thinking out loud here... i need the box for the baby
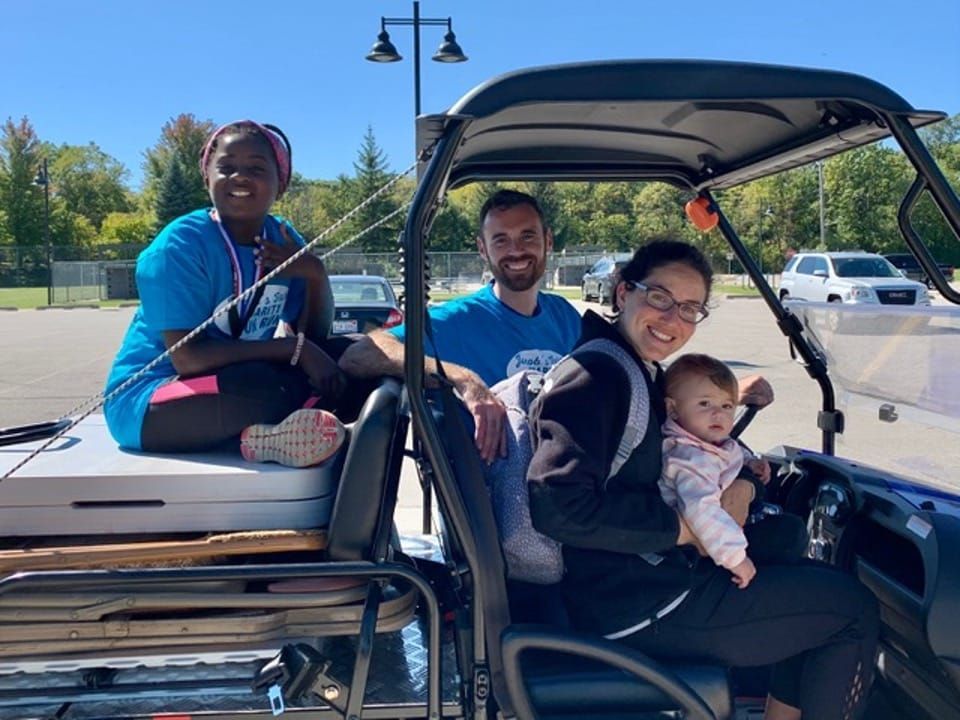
[659,353,769,589]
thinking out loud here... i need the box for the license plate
[332,319,358,334]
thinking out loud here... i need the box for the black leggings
[621,562,878,720]
[141,360,311,453]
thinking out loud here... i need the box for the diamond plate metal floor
[0,615,462,719]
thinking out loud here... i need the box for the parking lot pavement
[3,294,951,535]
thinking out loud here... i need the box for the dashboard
[770,449,960,719]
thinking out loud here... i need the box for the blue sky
[3,0,958,189]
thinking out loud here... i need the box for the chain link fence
[4,243,724,303]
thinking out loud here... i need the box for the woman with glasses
[528,239,878,720]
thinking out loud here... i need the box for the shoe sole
[240,409,345,468]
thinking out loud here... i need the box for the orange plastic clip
[685,197,719,232]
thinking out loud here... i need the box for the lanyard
[210,210,267,339]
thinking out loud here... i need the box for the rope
[2,164,416,481]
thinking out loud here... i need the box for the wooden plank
[0,530,327,573]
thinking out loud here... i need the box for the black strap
[228,283,267,339]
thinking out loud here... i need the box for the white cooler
[0,415,340,536]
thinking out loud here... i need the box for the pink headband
[199,120,291,196]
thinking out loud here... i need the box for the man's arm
[339,331,507,462]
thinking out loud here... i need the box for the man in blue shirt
[340,190,581,462]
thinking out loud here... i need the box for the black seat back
[326,379,407,561]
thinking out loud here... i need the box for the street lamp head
[432,31,467,63]
[366,30,402,63]
[33,159,49,187]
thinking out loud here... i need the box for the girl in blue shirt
[105,121,344,466]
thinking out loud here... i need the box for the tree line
[1,113,958,270]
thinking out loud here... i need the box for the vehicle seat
[325,378,407,561]
[430,385,732,720]
[360,287,379,301]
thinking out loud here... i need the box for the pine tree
[154,158,196,232]
[351,127,400,253]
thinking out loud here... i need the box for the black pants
[621,561,878,720]
[140,336,372,453]
[745,512,809,565]
[141,360,311,453]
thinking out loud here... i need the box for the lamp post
[367,4,466,532]
[33,158,52,306]
[756,206,773,279]
[365,1,468,145]
[817,160,827,247]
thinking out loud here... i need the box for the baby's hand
[730,557,757,589]
[745,457,771,485]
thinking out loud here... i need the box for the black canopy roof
[416,60,944,190]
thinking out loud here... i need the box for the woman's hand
[255,224,322,280]
[676,516,708,556]
[297,340,347,400]
[720,478,755,527]
[737,374,774,408]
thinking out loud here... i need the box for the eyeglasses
[623,281,709,324]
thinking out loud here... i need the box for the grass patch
[0,287,50,308]
[0,287,137,309]
[715,283,761,297]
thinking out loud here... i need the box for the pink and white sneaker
[240,409,345,468]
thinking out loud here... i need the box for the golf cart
[1,60,959,720]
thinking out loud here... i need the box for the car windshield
[331,280,390,303]
[831,257,899,278]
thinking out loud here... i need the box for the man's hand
[738,374,774,408]
[720,478,755,527]
[459,379,507,464]
[730,556,757,589]
[298,341,347,399]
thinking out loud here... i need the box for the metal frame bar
[704,190,841,455]
[501,627,718,720]
[403,119,497,720]
[898,175,960,305]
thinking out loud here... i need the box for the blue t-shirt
[391,283,581,386]
[104,208,306,449]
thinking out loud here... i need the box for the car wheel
[826,296,843,332]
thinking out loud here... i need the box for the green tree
[142,114,215,216]
[632,183,695,242]
[0,117,45,245]
[100,211,156,245]
[51,142,130,230]
[348,127,401,253]
[273,174,342,244]
[428,200,474,251]
[154,158,197,230]
[824,145,910,253]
